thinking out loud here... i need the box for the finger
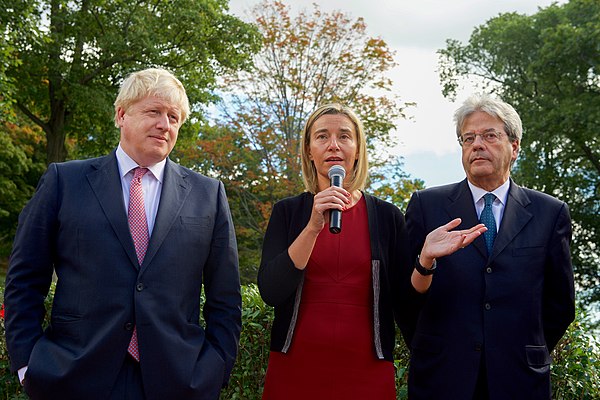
[461,228,486,246]
[443,217,462,231]
[319,195,347,209]
[315,189,350,205]
[462,224,487,235]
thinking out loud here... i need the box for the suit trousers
[109,355,146,400]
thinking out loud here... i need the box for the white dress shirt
[116,144,165,235]
[467,179,511,233]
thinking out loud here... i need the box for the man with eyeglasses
[403,93,575,399]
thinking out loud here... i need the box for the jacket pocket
[525,345,550,367]
[49,312,83,339]
[512,246,545,257]
[180,215,212,227]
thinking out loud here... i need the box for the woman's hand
[306,186,351,234]
[288,187,351,270]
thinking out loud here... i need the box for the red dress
[262,197,396,399]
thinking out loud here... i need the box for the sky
[227,0,565,188]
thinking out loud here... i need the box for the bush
[221,285,273,399]
[551,308,600,399]
[1,284,599,399]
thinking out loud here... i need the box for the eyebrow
[313,126,354,134]
[463,128,498,134]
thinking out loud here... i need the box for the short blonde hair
[300,103,369,194]
[114,68,190,127]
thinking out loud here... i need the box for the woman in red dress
[258,103,486,399]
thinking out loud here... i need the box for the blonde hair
[114,68,190,127]
[300,103,369,193]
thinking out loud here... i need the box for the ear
[116,107,126,127]
[511,139,520,161]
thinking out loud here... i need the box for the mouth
[325,157,343,163]
[470,154,489,163]
[149,135,168,143]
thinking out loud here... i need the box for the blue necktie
[480,193,497,254]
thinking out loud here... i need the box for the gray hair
[454,93,522,142]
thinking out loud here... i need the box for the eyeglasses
[458,130,504,147]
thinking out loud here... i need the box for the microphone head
[328,165,346,179]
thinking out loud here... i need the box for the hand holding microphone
[328,165,346,234]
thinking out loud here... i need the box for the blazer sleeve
[4,164,58,372]
[201,181,242,386]
[257,200,304,307]
[542,202,575,351]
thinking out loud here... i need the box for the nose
[327,136,340,151]
[155,113,170,130]
[471,134,486,149]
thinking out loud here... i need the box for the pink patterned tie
[127,167,149,361]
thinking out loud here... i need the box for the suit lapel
[87,152,140,269]
[141,159,191,272]
[446,179,488,259]
[489,179,532,261]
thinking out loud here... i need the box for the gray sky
[228,0,565,187]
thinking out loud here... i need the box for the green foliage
[2,0,261,164]
[0,121,46,258]
[438,0,600,303]
[551,308,600,399]
[221,284,272,399]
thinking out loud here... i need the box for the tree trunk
[45,117,68,164]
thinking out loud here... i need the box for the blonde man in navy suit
[404,93,575,399]
[4,68,241,400]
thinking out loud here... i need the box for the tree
[438,0,600,304]
[2,0,261,164]
[181,0,421,281]
[0,119,46,258]
[0,0,23,124]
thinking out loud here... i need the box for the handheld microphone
[328,165,346,234]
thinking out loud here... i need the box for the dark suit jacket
[405,179,575,400]
[4,152,241,400]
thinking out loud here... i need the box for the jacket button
[486,267,492,273]
[136,283,144,292]
[125,323,133,330]
[484,303,491,310]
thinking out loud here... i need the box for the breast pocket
[512,246,545,257]
[180,215,212,228]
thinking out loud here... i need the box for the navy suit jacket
[4,152,241,400]
[405,179,575,400]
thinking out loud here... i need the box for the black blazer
[257,192,416,361]
[4,151,241,400]
[405,179,575,400]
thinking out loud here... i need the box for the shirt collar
[468,178,510,206]
[116,144,166,183]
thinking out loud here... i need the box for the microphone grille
[328,165,346,179]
